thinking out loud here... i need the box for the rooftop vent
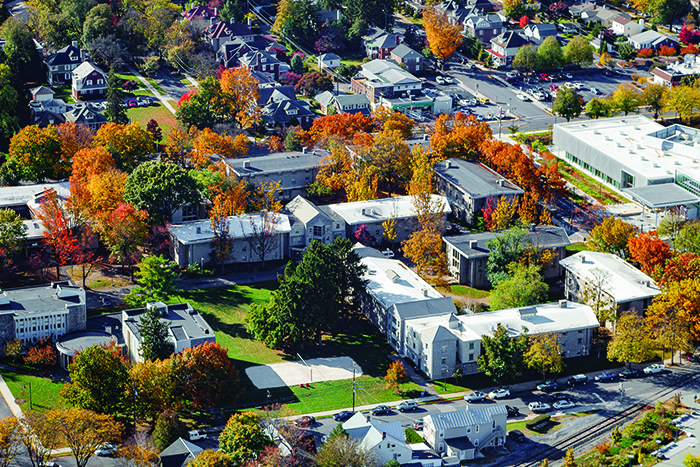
[422,288,429,297]
[558,299,568,308]
[386,269,400,283]
[243,160,251,168]
[196,226,201,234]
[580,254,585,262]
[445,160,452,169]
[302,147,308,154]
[497,179,505,187]
[0,291,9,306]
[469,240,478,248]
[518,306,537,318]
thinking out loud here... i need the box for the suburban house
[389,44,424,73]
[32,110,66,128]
[522,23,558,44]
[44,42,86,86]
[405,300,598,378]
[628,30,678,50]
[443,225,571,288]
[30,86,68,115]
[560,251,661,318]
[260,98,314,129]
[326,195,451,245]
[223,149,328,200]
[433,158,524,224]
[464,14,504,43]
[0,281,86,351]
[364,32,401,59]
[317,52,341,70]
[355,246,457,355]
[71,61,107,100]
[63,103,108,130]
[239,50,281,81]
[611,14,643,37]
[651,54,700,87]
[423,406,507,460]
[168,212,293,266]
[121,302,216,363]
[487,31,530,67]
[204,20,255,50]
[568,1,596,17]
[181,5,218,21]
[351,59,422,104]
[284,196,346,256]
[218,37,268,68]
[30,85,54,102]
[159,438,204,467]
[343,413,412,465]
[314,91,371,115]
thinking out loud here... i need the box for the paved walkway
[389,355,439,397]
[654,394,700,466]
[125,63,177,115]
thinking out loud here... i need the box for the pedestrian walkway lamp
[22,383,32,409]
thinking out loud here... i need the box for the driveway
[153,68,190,101]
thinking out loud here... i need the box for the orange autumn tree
[218,67,260,128]
[315,138,356,194]
[646,279,700,362]
[519,192,540,226]
[430,113,493,162]
[656,252,700,287]
[355,130,413,194]
[372,108,416,139]
[163,125,195,168]
[306,112,376,145]
[423,8,463,67]
[191,128,249,160]
[57,122,94,167]
[628,230,672,276]
[209,175,250,218]
[383,360,409,393]
[94,122,155,172]
[84,170,129,217]
[346,164,380,202]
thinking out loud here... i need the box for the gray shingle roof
[433,158,524,199]
[392,297,456,320]
[228,150,328,175]
[427,406,507,431]
[444,226,571,259]
[391,43,422,60]
[160,438,203,467]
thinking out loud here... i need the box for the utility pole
[352,364,356,412]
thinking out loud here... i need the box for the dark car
[370,405,391,416]
[506,405,520,417]
[294,416,315,426]
[619,368,641,379]
[567,374,589,386]
[508,430,526,442]
[332,411,355,421]
[549,393,572,402]
[537,381,559,392]
[595,371,617,382]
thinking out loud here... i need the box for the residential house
[488,31,530,67]
[464,14,504,43]
[355,246,457,354]
[239,49,281,81]
[30,86,54,102]
[364,31,401,59]
[71,61,107,100]
[63,103,107,130]
[568,1,596,17]
[32,110,66,128]
[423,406,507,460]
[560,251,661,318]
[652,54,700,87]
[326,195,451,245]
[628,30,678,50]
[181,5,218,22]
[44,42,86,86]
[30,86,68,115]
[218,36,269,68]
[390,43,424,73]
[612,14,644,37]
[284,196,346,257]
[158,438,204,467]
[169,212,292,266]
[121,302,215,363]
[580,7,618,27]
[314,91,371,115]
[343,413,413,465]
[523,23,558,43]
[204,19,255,50]
[405,300,598,378]
[443,225,571,288]
[433,158,524,224]
[223,149,328,200]
[317,52,341,70]
[0,281,86,351]
[351,59,422,104]
[257,85,315,128]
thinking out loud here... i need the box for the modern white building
[561,251,661,316]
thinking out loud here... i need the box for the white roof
[555,116,700,184]
[560,251,660,303]
[0,182,70,208]
[169,212,292,245]
[355,246,444,310]
[72,61,104,80]
[327,195,450,225]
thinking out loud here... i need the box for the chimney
[559,299,567,308]
[210,17,215,26]
[422,288,429,297]
[72,40,78,48]
[529,223,536,232]
[196,226,202,234]
[639,19,644,31]
[382,431,387,440]
[231,17,236,24]
[445,160,452,169]
[580,254,585,263]
[243,160,251,168]
[302,147,307,154]
[469,240,477,248]
[361,208,367,215]
[423,134,429,141]
[497,179,505,187]
[247,16,252,26]
[366,414,371,422]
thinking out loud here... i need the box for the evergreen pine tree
[138,305,174,361]
[104,66,129,125]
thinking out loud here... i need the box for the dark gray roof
[493,31,529,48]
[392,296,456,320]
[257,85,297,105]
[445,436,475,451]
[122,302,214,344]
[260,99,314,126]
[45,44,81,66]
[0,282,84,316]
[87,312,125,346]
[228,150,329,175]
[319,52,340,61]
[240,50,281,68]
[63,105,107,126]
[160,438,203,467]
[33,110,66,128]
[444,226,571,259]
[427,405,507,431]
[433,158,524,199]
[624,183,700,209]
[334,94,370,106]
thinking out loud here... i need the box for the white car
[506,71,519,78]
[644,363,665,374]
[188,430,207,441]
[489,388,510,399]
[564,73,573,79]
[445,76,457,84]
[528,402,551,413]
[436,76,446,85]
[553,400,575,410]
[465,391,487,402]
[572,82,584,89]
[516,93,530,101]
[591,87,603,95]
[381,249,395,258]
[95,444,118,456]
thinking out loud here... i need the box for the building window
[469,353,474,361]
[181,205,197,222]
[469,342,474,350]
[313,226,323,237]
[578,338,583,344]
[441,357,447,364]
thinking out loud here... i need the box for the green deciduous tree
[552,87,582,122]
[81,4,113,46]
[123,161,201,225]
[219,412,273,465]
[585,98,611,119]
[586,217,638,259]
[608,312,656,366]
[104,67,129,125]
[564,36,594,67]
[537,37,565,71]
[642,83,667,120]
[0,208,27,287]
[617,42,637,61]
[124,255,180,306]
[317,435,381,467]
[513,44,538,72]
[477,323,528,386]
[649,0,690,27]
[525,332,563,380]
[489,263,548,310]
[0,64,20,139]
[486,226,528,286]
[610,83,640,115]
[153,410,187,451]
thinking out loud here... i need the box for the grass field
[438,285,491,300]
[126,104,177,138]
[566,242,590,253]
[0,370,65,413]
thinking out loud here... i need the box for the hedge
[526,414,551,432]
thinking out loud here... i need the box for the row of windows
[564,152,621,188]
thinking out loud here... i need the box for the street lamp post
[628,454,634,467]
[22,383,32,409]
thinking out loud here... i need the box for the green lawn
[126,103,177,138]
[566,242,591,253]
[506,420,528,431]
[146,78,166,94]
[558,161,631,205]
[438,285,490,300]
[0,370,65,413]
[432,380,471,393]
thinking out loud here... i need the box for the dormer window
[70,54,78,61]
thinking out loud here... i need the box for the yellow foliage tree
[524,332,563,380]
[85,169,128,216]
[130,359,176,424]
[94,122,155,172]
[423,9,463,66]
[383,360,409,393]
[54,408,122,467]
[315,140,355,193]
[346,165,380,202]
[491,196,519,230]
[372,108,416,139]
[518,192,540,226]
[192,128,250,159]
[599,52,612,66]
[218,67,260,129]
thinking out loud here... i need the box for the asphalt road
[153,68,190,101]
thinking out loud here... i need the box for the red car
[549,84,559,92]
[539,73,551,81]
[127,99,137,107]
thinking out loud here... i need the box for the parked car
[294,416,316,426]
[136,96,152,106]
[591,87,602,95]
[321,434,329,444]
[40,462,63,467]
[563,72,573,79]
[444,76,456,84]
[506,405,520,417]
[508,430,525,442]
[567,374,588,386]
[188,430,207,441]
[488,388,510,399]
[465,391,487,402]
[549,393,571,402]
[549,84,559,92]
[436,76,446,85]
[572,82,584,89]
[619,368,641,379]
[553,400,575,410]
[539,73,551,81]
[516,93,530,101]
[644,364,665,374]
[412,420,424,430]
[397,400,418,412]
[528,402,551,413]
[127,99,137,107]
[332,411,355,421]
[595,371,617,382]
[602,70,613,77]
[95,444,118,456]
[370,405,391,416]
[381,249,395,258]
[506,71,519,78]
[537,381,558,392]
[478,96,490,104]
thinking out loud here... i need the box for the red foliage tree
[680,24,700,45]
[482,196,496,230]
[306,113,376,144]
[637,48,654,58]
[628,230,672,276]
[659,45,677,56]
[178,89,197,107]
[519,15,530,28]
[656,252,700,287]
[37,188,80,281]
[24,337,58,367]
[681,44,700,55]
[353,224,377,247]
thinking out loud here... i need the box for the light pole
[22,383,32,409]
[132,383,138,428]
[628,454,634,467]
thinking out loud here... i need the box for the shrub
[526,414,551,431]
[681,44,700,55]
[641,440,659,454]
[637,48,654,58]
[405,428,424,444]
[610,454,629,467]
[595,441,612,456]
[659,46,677,56]
[23,337,57,367]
